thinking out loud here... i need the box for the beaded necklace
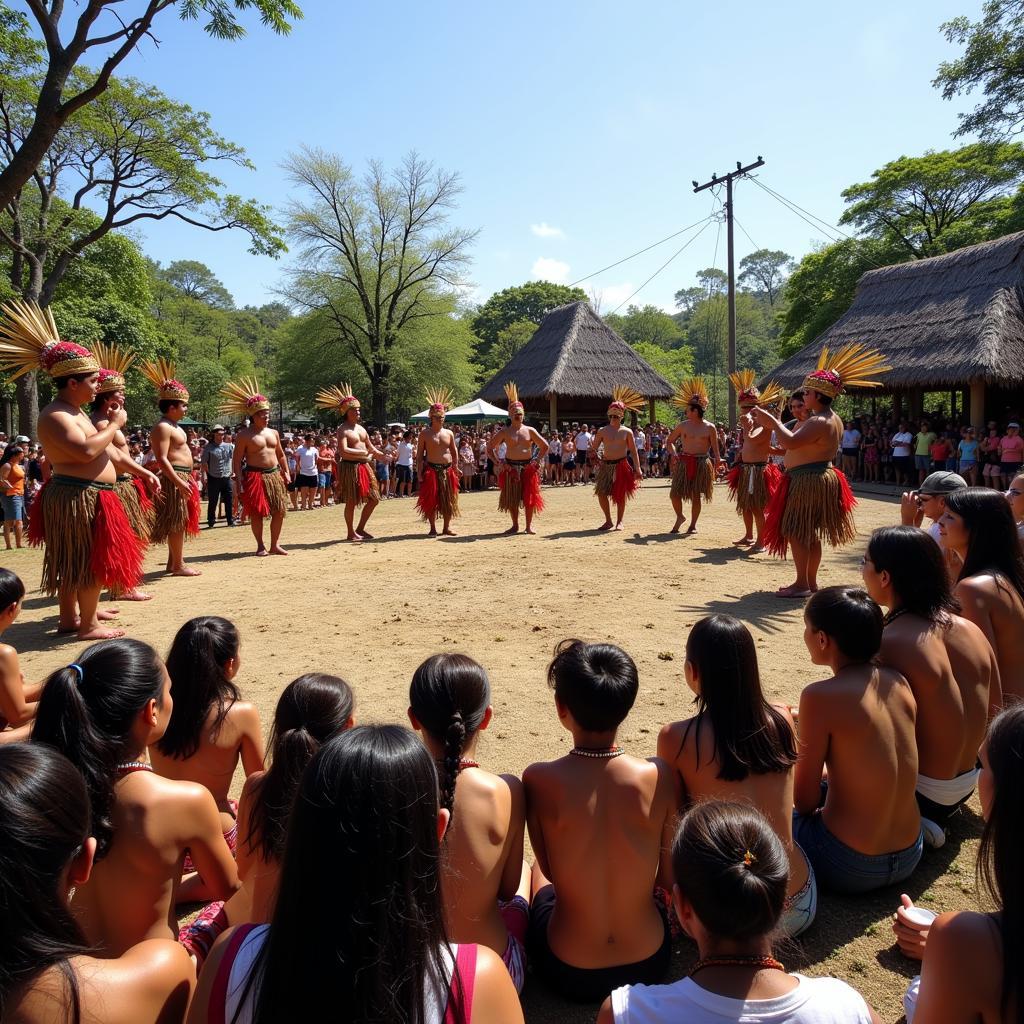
[569,746,623,759]
[690,954,785,976]
[883,606,911,627]
[114,761,153,775]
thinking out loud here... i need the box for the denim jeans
[1,493,24,521]
[778,844,817,937]
[792,809,923,894]
[206,476,234,526]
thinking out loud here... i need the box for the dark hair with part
[237,725,465,1024]
[156,616,240,760]
[410,653,490,815]
[0,567,25,611]
[978,704,1024,1024]
[805,586,883,662]
[867,525,960,621]
[52,372,96,390]
[945,487,1024,604]
[32,638,165,858]
[0,444,23,466]
[547,639,638,732]
[245,673,354,864]
[682,615,796,781]
[158,398,184,414]
[673,800,788,940]
[0,744,91,1023]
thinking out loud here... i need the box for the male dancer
[221,377,290,556]
[725,370,783,552]
[487,382,548,535]
[754,343,889,597]
[415,387,461,537]
[591,385,645,532]
[0,300,144,638]
[92,342,162,600]
[664,377,720,535]
[142,359,201,577]
[316,383,383,542]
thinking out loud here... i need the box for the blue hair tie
[68,663,83,682]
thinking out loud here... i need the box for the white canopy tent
[410,398,509,422]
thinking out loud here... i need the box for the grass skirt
[594,458,639,504]
[30,477,145,595]
[151,467,200,544]
[242,467,288,519]
[498,461,543,513]
[416,463,461,521]
[116,476,155,540]
[726,461,782,515]
[670,455,713,502]
[337,460,379,506]
[763,463,857,558]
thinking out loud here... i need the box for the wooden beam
[549,393,558,434]
[648,397,656,425]
[969,380,986,434]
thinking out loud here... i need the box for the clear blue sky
[109,0,978,313]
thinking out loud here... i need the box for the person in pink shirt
[998,422,1023,485]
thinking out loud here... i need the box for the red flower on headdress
[40,340,94,372]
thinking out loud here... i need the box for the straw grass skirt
[242,467,288,519]
[416,462,461,521]
[763,462,857,558]
[670,455,714,502]
[151,466,200,544]
[498,460,543,514]
[594,458,640,504]
[115,476,155,539]
[336,460,379,506]
[726,461,782,515]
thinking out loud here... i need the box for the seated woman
[0,743,194,1023]
[0,568,41,743]
[657,614,815,937]
[31,638,239,956]
[409,653,530,991]
[598,801,879,1024]
[899,704,1023,1023]
[151,616,264,902]
[939,486,1024,707]
[793,586,923,894]
[188,725,523,1023]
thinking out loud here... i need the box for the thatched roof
[478,301,674,402]
[768,231,1024,390]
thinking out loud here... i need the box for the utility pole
[693,156,765,426]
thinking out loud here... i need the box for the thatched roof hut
[478,301,673,425]
[767,231,1024,426]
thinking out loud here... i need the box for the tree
[0,0,301,214]
[157,260,234,308]
[738,249,794,306]
[471,281,587,362]
[603,304,684,349]
[281,147,478,424]
[839,143,1024,259]
[673,285,705,315]
[482,318,535,374]
[935,1,1024,139]
[696,268,728,294]
[629,340,694,423]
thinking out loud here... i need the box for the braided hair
[409,654,490,817]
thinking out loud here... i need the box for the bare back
[224,771,278,926]
[956,573,1024,705]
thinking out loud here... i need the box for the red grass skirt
[595,459,639,504]
[416,463,461,521]
[763,463,857,558]
[726,461,782,515]
[498,462,544,514]
[242,467,288,519]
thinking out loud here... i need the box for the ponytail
[440,710,467,814]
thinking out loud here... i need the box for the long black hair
[867,525,960,621]
[245,672,354,863]
[0,744,91,1023]
[0,567,25,611]
[0,444,24,467]
[681,615,796,780]
[409,653,489,815]
[945,487,1024,604]
[156,616,240,760]
[978,704,1024,1024]
[238,725,466,1024]
[32,638,165,858]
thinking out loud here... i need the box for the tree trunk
[370,373,387,427]
[16,372,39,439]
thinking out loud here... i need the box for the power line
[752,177,856,242]
[733,213,760,253]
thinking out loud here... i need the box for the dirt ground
[3,476,982,1022]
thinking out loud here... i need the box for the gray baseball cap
[919,471,967,495]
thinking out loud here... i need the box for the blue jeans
[792,809,923,894]
[778,845,817,937]
[1,493,24,522]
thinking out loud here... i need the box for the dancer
[0,300,143,639]
[92,342,161,601]
[415,386,461,537]
[592,385,645,532]
[221,377,290,556]
[142,359,201,577]
[754,344,889,597]
[316,383,383,542]
[664,377,720,534]
[488,382,547,535]
[725,370,783,552]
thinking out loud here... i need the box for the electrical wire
[733,214,760,252]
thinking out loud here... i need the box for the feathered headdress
[672,376,710,412]
[92,340,135,395]
[315,383,360,416]
[425,386,455,417]
[504,381,524,414]
[219,376,270,417]
[607,384,645,419]
[729,369,784,411]
[140,358,189,402]
[0,299,99,380]
[803,343,891,398]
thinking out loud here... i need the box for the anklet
[690,954,784,976]
[569,746,623,759]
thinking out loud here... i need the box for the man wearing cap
[900,470,968,550]
[200,426,236,529]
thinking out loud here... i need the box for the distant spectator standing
[200,426,235,528]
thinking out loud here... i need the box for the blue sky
[108,0,978,313]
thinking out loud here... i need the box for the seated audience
[940,486,1024,705]
[188,725,522,1023]
[0,568,40,742]
[31,638,239,955]
[793,586,923,893]
[657,614,815,936]
[524,640,675,1002]
[409,653,529,991]
[0,743,194,1023]
[598,801,879,1024]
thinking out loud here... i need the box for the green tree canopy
[157,260,235,309]
[629,340,694,423]
[471,280,587,362]
[738,249,794,306]
[603,304,685,350]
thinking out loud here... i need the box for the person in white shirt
[574,425,592,483]
[840,426,861,480]
[891,422,915,487]
[598,801,878,1024]
[294,434,319,510]
[395,431,415,498]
